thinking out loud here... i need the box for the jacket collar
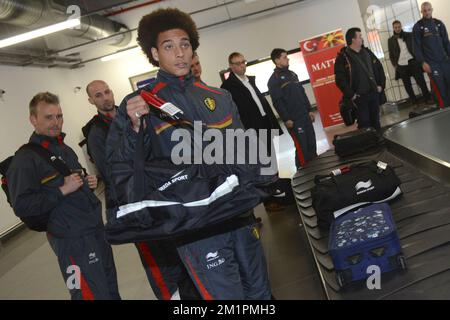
[157,69,194,91]
[274,66,289,73]
[97,106,118,124]
[30,132,66,149]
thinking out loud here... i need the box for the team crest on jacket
[204,97,216,111]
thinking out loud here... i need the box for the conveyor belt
[293,111,450,299]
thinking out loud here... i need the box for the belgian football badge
[204,97,216,111]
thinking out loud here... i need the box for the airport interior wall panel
[292,116,450,299]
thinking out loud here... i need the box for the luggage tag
[377,161,387,174]
[140,90,184,121]
[332,166,351,176]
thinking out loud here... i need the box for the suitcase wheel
[397,255,407,271]
[336,272,346,288]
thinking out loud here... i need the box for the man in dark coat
[388,20,431,104]
[221,52,281,134]
[335,28,386,130]
[221,52,284,212]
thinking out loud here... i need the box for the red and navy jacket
[7,132,103,238]
[106,70,259,242]
[106,70,244,163]
[267,67,313,123]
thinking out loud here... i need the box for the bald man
[84,80,117,184]
[84,81,191,300]
[413,2,450,107]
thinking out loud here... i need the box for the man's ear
[88,97,94,105]
[29,114,37,127]
[151,47,159,63]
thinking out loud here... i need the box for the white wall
[0,0,365,234]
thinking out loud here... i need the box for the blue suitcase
[329,203,406,288]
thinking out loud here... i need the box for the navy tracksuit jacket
[413,18,450,107]
[268,67,317,167]
[7,132,120,300]
[106,70,272,300]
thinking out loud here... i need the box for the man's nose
[175,45,184,57]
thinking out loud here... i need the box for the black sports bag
[105,118,276,244]
[311,161,402,230]
[333,127,382,157]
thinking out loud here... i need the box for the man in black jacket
[388,20,431,104]
[335,28,386,130]
[221,52,284,212]
[7,92,120,300]
[85,80,198,300]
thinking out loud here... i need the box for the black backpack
[79,115,109,163]
[0,143,72,232]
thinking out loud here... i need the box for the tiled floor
[0,102,417,300]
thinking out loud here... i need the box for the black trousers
[397,60,431,101]
[355,92,381,130]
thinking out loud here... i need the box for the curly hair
[137,8,200,66]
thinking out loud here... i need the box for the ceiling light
[0,18,81,49]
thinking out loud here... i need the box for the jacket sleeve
[413,23,426,65]
[388,37,397,67]
[334,53,355,99]
[6,151,64,219]
[267,77,290,122]
[87,127,108,181]
[225,90,245,130]
[371,51,386,89]
[105,94,152,165]
[300,85,313,113]
[439,20,450,58]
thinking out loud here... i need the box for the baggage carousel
[292,108,450,300]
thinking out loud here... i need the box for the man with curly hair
[106,8,272,300]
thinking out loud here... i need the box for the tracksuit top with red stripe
[106,70,256,241]
[109,69,244,162]
[7,133,103,238]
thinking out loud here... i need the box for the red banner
[300,30,346,128]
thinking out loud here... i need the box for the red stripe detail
[41,141,50,149]
[69,256,94,300]
[57,136,64,146]
[1,177,7,185]
[209,114,232,127]
[289,131,306,167]
[136,242,172,300]
[184,257,213,300]
[430,77,445,108]
[151,82,167,95]
[194,82,223,95]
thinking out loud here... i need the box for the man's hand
[59,174,83,196]
[285,120,294,129]
[377,86,383,93]
[85,175,98,190]
[351,94,360,101]
[309,112,316,123]
[423,62,432,74]
[126,96,150,132]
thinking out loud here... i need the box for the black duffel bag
[105,119,276,244]
[311,161,402,230]
[333,127,383,158]
[339,98,357,126]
